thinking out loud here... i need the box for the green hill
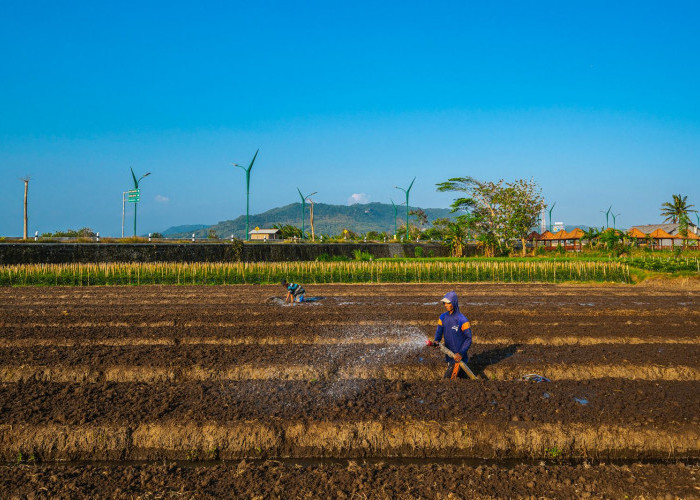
[164,202,455,239]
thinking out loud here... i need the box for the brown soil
[0,283,698,497]
[1,461,698,499]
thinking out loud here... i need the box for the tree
[582,227,601,249]
[409,209,428,229]
[444,218,468,257]
[273,224,302,239]
[422,218,450,240]
[599,228,623,250]
[436,176,545,256]
[496,179,546,256]
[660,194,697,223]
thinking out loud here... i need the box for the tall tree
[660,194,696,223]
[495,179,546,256]
[436,176,545,256]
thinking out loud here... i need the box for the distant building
[249,228,281,241]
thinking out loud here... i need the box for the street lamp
[297,188,317,240]
[611,212,621,230]
[394,177,415,240]
[232,149,259,241]
[547,202,556,233]
[130,168,151,237]
[600,205,612,229]
[390,199,399,239]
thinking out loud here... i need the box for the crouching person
[429,291,472,379]
[282,280,306,304]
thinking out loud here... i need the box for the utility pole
[20,176,30,240]
[232,149,259,240]
[122,191,128,238]
[308,195,317,241]
[547,202,556,233]
[394,177,415,240]
[297,188,317,240]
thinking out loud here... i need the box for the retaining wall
[0,242,452,264]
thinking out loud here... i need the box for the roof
[538,231,555,240]
[248,229,280,235]
[552,229,568,240]
[627,228,647,238]
[648,228,674,239]
[565,228,585,239]
[629,223,698,237]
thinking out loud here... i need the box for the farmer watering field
[427,291,476,379]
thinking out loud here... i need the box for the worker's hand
[454,353,462,362]
[426,340,439,347]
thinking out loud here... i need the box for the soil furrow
[1,461,697,499]
[1,380,696,426]
[1,334,697,347]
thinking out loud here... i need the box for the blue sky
[1,1,698,236]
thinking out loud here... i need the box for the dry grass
[2,362,697,383]
[1,421,697,461]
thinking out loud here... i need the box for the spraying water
[320,325,429,400]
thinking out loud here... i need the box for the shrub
[414,246,424,258]
[353,249,373,261]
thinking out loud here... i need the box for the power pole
[309,197,316,241]
[20,176,30,240]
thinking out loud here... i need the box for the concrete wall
[0,242,451,264]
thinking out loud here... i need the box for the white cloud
[155,194,169,203]
[348,193,369,205]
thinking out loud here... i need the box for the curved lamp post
[394,177,416,240]
[130,168,151,237]
[547,202,556,233]
[611,212,621,230]
[232,149,259,241]
[297,188,317,240]
[600,205,612,229]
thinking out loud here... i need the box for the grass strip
[0,260,632,286]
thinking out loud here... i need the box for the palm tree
[444,220,471,257]
[660,194,697,223]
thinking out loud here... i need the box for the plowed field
[1,283,698,498]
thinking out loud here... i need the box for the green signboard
[127,189,140,203]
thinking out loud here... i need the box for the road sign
[128,189,140,203]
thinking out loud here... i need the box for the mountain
[163,202,456,239]
[161,224,210,236]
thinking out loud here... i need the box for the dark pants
[443,359,469,379]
